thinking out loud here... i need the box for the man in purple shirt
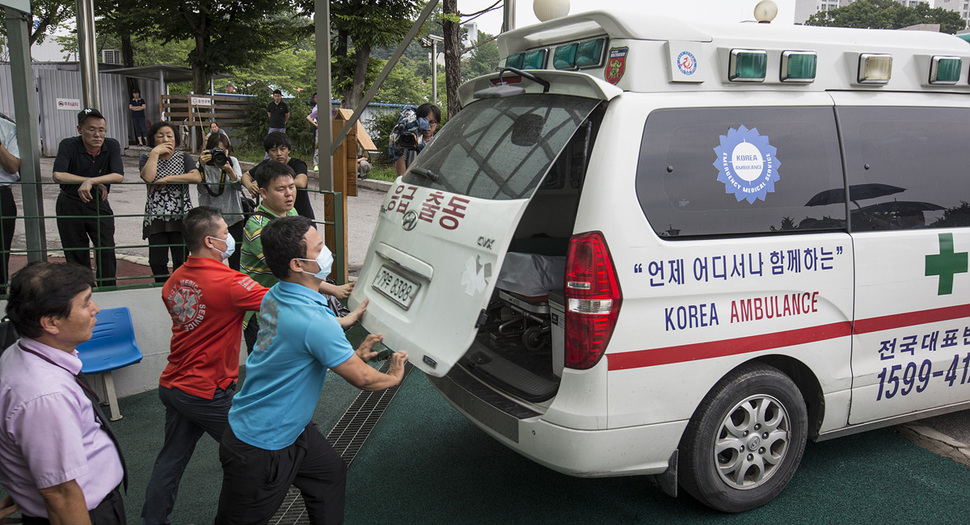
[0,262,126,524]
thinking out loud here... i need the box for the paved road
[21,149,387,277]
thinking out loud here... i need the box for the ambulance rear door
[351,80,616,377]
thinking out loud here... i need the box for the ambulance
[348,3,970,512]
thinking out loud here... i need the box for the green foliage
[241,89,316,158]
[330,0,422,107]
[0,0,75,46]
[462,32,499,82]
[373,58,431,104]
[805,0,966,34]
[367,165,398,182]
[370,110,401,164]
[98,0,310,95]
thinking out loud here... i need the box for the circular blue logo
[677,51,697,76]
[713,125,781,203]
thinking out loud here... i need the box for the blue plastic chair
[76,307,143,421]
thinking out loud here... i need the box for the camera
[207,147,228,166]
[396,133,418,149]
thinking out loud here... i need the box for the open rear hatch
[350,90,604,389]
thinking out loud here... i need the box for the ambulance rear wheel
[679,363,807,513]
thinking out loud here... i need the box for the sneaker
[313,165,319,171]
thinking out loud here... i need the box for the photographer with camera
[198,133,245,270]
[391,103,440,176]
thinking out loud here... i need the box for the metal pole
[315,0,334,192]
[503,0,516,32]
[432,39,438,105]
[4,6,48,262]
[75,0,100,109]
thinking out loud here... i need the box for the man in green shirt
[240,161,356,350]
[240,161,299,288]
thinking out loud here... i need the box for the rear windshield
[402,94,601,200]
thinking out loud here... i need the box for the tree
[442,0,461,120]
[97,0,309,98]
[0,0,75,46]
[330,0,421,108]
[462,32,499,82]
[805,0,966,34]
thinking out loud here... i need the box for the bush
[371,111,400,165]
[242,86,316,161]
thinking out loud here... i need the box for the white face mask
[208,232,235,261]
[298,246,334,280]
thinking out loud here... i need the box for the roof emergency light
[930,56,962,85]
[523,49,548,69]
[858,53,893,84]
[780,51,817,83]
[554,43,578,70]
[729,49,767,82]
[576,38,606,68]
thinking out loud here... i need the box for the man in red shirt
[141,206,268,525]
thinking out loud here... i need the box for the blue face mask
[208,232,235,261]
[298,246,334,280]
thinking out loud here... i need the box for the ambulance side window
[635,107,846,238]
[838,106,970,232]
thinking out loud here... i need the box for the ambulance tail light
[564,232,622,370]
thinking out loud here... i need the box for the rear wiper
[410,167,438,182]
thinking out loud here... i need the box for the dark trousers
[0,186,16,294]
[141,385,234,525]
[21,484,125,525]
[55,193,117,287]
[243,315,260,353]
[215,423,347,525]
[148,231,186,283]
[132,116,147,140]
[227,220,243,271]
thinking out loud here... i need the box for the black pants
[147,231,185,283]
[243,314,260,353]
[215,423,347,525]
[55,192,116,287]
[227,220,244,271]
[0,186,16,294]
[21,484,125,525]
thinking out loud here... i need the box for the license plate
[372,265,420,310]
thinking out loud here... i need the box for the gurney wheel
[522,326,548,351]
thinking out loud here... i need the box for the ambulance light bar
[729,49,768,82]
[780,51,817,83]
[551,37,607,70]
[930,56,962,85]
[858,53,893,84]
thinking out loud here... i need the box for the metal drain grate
[269,361,413,524]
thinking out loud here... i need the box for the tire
[679,363,808,513]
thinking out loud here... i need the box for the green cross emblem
[925,233,968,295]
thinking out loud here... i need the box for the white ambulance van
[349,5,970,512]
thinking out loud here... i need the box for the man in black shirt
[52,108,124,287]
[266,89,289,135]
[242,132,314,220]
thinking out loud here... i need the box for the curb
[896,423,970,468]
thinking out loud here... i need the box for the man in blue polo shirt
[52,108,124,287]
[215,215,408,524]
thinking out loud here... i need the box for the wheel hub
[746,435,761,451]
[714,394,790,490]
